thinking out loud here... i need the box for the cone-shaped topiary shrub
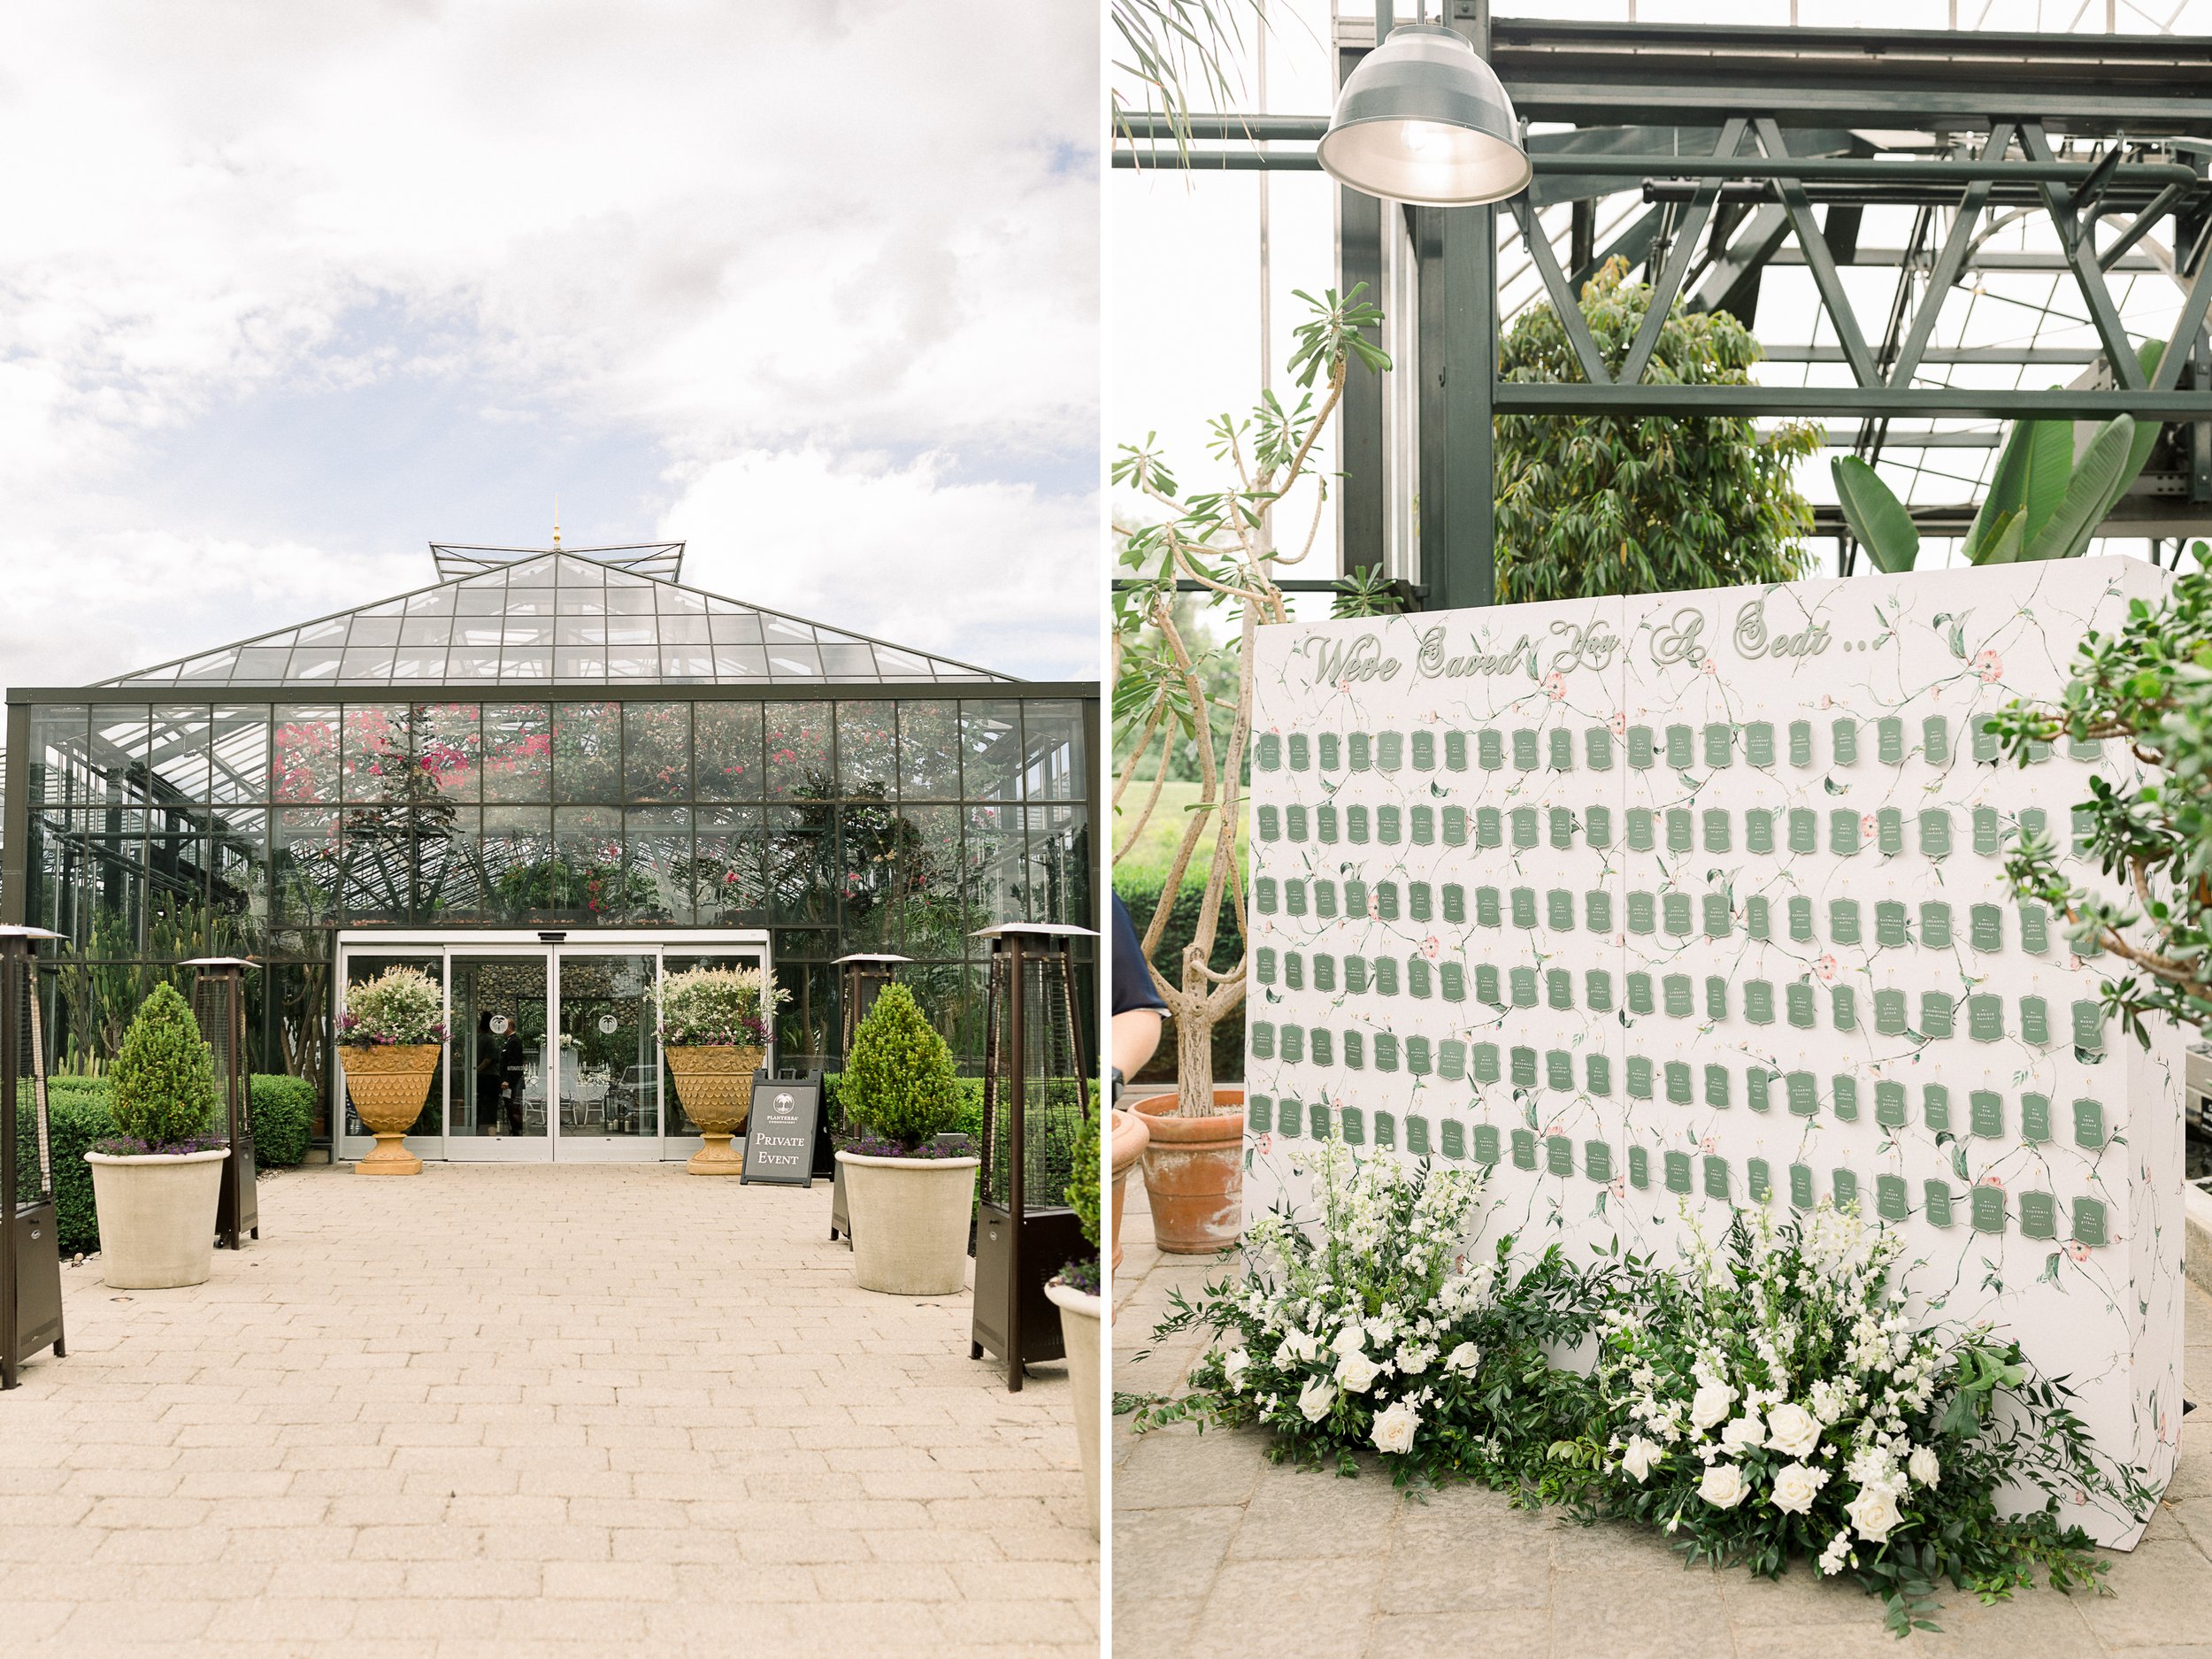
[841,983,961,1153]
[106,982,219,1151]
[1056,1111,1102,1294]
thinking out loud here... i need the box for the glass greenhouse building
[0,542,1096,1163]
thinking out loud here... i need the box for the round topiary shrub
[840,983,961,1152]
[106,983,219,1152]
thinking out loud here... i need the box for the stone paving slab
[1111,1192,2212,1658]
[1,1163,1095,1658]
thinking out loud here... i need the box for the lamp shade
[1317,23,1530,206]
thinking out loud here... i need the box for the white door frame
[333,929,773,1165]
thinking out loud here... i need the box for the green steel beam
[1494,385,2210,418]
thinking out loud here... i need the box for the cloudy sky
[0,0,1099,690]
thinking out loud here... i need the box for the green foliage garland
[840,982,962,1151]
[1494,258,1817,603]
[105,983,219,1149]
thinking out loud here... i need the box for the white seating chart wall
[1243,560,2184,1547]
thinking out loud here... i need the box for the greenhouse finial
[553,495,562,549]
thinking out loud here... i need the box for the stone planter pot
[1135,1088,1246,1255]
[836,1149,979,1295]
[84,1148,229,1289]
[1045,1279,1102,1536]
[340,1043,441,1175]
[665,1045,764,1174]
[1109,1108,1151,1271]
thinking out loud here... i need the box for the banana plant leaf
[2025,414,2136,561]
[1977,509,2024,566]
[1832,456,1919,572]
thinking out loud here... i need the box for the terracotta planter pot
[837,1149,979,1295]
[1135,1089,1246,1254]
[340,1043,441,1175]
[1108,1108,1151,1271]
[1045,1279,1102,1537]
[84,1148,229,1288]
[665,1044,764,1174]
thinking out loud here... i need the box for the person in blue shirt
[1110,892,1168,1101]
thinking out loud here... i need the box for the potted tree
[84,982,227,1288]
[834,983,976,1295]
[1044,1111,1102,1536]
[658,965,782,1174]
[1107,1104,1149,1271]
[337,966,446,1175]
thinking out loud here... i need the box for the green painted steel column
[1436,199,1495,611]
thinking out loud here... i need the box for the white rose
[1764,1402,1821,1458]
[1908,1447,1940,1489]
[1446,1343,1481,1374]
[1221,1348,1250,1388]
[1720,1414,1765,1456]
[1620,1437,1663,1484]
[1371,1400,1419,1455]
[1846,1483,1901,1543]
[1334,1352,1382,1394]
[1297,1377,1338,1423]
[1769,1461,1830,1516]
[1691,1382,1736,1430]
[1698,1463,1748,1509]
[1279,1330,1319,1364]
[1331,1325,1368,1356]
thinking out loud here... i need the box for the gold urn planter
[340,1043,441,1175]
[666,1044,763,1174]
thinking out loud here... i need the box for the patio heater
[827,953,912,1239]
[186,958,257,1251]
[1,926,65,1390]
[969,923,1096,1392]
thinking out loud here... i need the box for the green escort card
[1788,895,1815,941]
[1291,733,1312,770]
[1409,882,1433,922]
[1350,733,1372,771]
[1664,1149,1693,1193]
[1411,731,1435,770]
[1745,980,1775,1024]
[1256,877,1279,913]
[1704,808,1732,853]
[1665,725,1695,770]
[1705,1064,1731,1108]
[1924,1084,1953,1133]
[1311,1031,1334,1065]
[1922,901,1953,948]
[1704,895,1732,939]
[1746,809,1775,854]
[1832,1075,1859,1121]
[1252,1020,1275,1058]
[1509,968,1538,1008]
[1832,986,1858,1030]
[1444,731,1467,771]
[1972,720,2001,763]
[1374,1034,1400,1071]
[2073,1098,2105,1148]
[1626,1056,1654,1099]
[1874,899,1907,947]
[1790,1163,1816,1207]
[1348,805,1371,843]
[1586,726,1613,770]
[1548,729,1575,772]
[2019,1192,2057,1240]
[1627,725,1655,769]
[1747,1158,1772,1201]
[1439,1040,1466,1079]
[2072,1198,2108,1248]
[1924,1182,1955,1227]
[1409,961,1433,1000]
[1378,733,1403,772]
[1626,808,1656,852]
[1746,896,1772,940]
[1511,887,1538,929]
[1786,981,1816,1028]
[2020,1092,2051,1141]
[1509,1046,1537,1087]
[1442,884,1467,924]
[1970,904,2003,952]
[1786,1071,1818,1116]
[1704,1155,1731,1200]
[1406,1115,1431,1156]
[1833,1170,1859,1210]
[1547,1133,1574,1176]
[1286,804,1309,842]
[1789,720,1814,767]
[1626,973,1655,1016]
[1317,804,1340,844]
[1547,889,1576,931]
[1286,879,1309,917]
[1409,805,1433,844]
[1973,806,2001,856]
[1666,809,1694,854]
[1248,1094,1273,1133]
[1476,886,1502,926]
[1586,805,1613,848]
[1875,1080,1908,1127]
[2020,806,2047,844]
[1587,1054,1613,1095]
[1971,1187,2006,1234]
[1920,808,1952,859]
[1625,892,1655,933]
[1877,717,1904,764]
[2072,1001,2105,1054]
[1628,1146,1650,1188]
[1746,721,1776,767]
[2019,902,2049,953]
[1789,808,1818,854]
[1448,1122,1473,1161]
[1877,808,1904,856]
[1513,729,1540,771]
[1341,1107,1365,1143]
[1510,807,1537,848]
[1663,976,1694,1018]
[2019,995,2050,1045]
[1747,1067,1774,1112]
[1921,991,1955,1038]
[1512,1128,1537,1169]
[1586,1141,1613,1181]
[1256,733,1282,769]
[1377,882,1401,921]
[1877,1174,1909,1222]
[1282,953,1304,990]
[1478,729,1503,770]
[1586,969,1614,1011]
[2068,734,2103,761]
[1831,809,1862,856]
[1968,995,2003,1042]
[1663,891,1693,935]
[1706,976,1730,1020]
[1970,1090,2004,1139]
[2072,805,2096,855]
[1472,1042,1501,1082]
[1586,889,1614,932]
[1313,955,1336,992]
[1256,948,1277,985]
[1874,989,1906,1033]
[1832,718,1860,764]
[1477,806,1502,849]
[1924,715,1949,764]
[1476,964,1502,1006]
[1319,733,1342,770]
[1704,724,1733,768]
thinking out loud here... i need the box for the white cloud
[0,0,1100,687]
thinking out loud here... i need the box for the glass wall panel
[552,805,629,918]
[767,804,836,925]
[898,700,961,800]
[210,808,270,949]
[273,960,332,1111]
[482,703,552,803]
[1021,701,1086,803]
[623,703,690,803]
[416,702,482,801]
[694,703,763,800]
[836,703,895,798]
[337,806,410,924]
[50,959,154,1072]
[964,803,1027,925]
[149,705,211,803]
[893,805,968,959]
[211,706,270,805]
[765,703,833,800]
[1030,803,1090,926]
[773,956,835,1071]
[481,805,555,921]
[835,798,903,950]
[413,806,484,921]
[273,808,342,924]
[553,702,620,802]
[626,807,692,925]
[695,805,766,925]
[961,701,1025,803]
[29,705,93,810]
[341,704,410,802]
[272,706,342,803]
[91,705,153,809]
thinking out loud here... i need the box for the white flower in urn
[1691,1381,1736,1431]
[1620,1437,1663,1484]
[1908,1447,1940,1489]
[1331,1325,1368,1358]
[1769,1462,1830,1516]
[1334,1350,1382,1394]
[1765,1402,1822,1458]
[1720,1414,1765,1457]
[1298,1377,1339,1423]
[1846,1484,1901,1543]
[1445,1343,1481,1375]
[1371,1400,1420,1455]
[1697,1463,1748,1509]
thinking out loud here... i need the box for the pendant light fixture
[1317,16,1531,206]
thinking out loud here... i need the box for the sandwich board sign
[741,1071,825,1188]
[1242,561,2185,1547]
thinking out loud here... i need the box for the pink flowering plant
[657,966,783,1048]
[337,967,448,1046]
[1579,1203,2142,1637]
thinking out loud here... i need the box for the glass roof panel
[96,549,1012,687]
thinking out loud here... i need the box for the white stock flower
[1446,1343,1481,1374]
[1697,1463,1748,1509]
[1720,1414,1765,1456]
[1297,1377,1339,1423]
[1908,1447,1940,1488]
[1846,1484,1901,1543]
[1817,1531,1852,1576]
[1764,1403,1821,1458]
[1691,1381,1736,1431]
[1334,1352,1382,1394]
[1331,1325,1368,1357]
[1621,1437,1663,1483]
[1395,1347,1431,1377]
[1371,1400,1419,1455]
[1769,1462,1830,1516]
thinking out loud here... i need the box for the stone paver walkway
[1113,1192,2212,1659]
[1,1163,1095,1658]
